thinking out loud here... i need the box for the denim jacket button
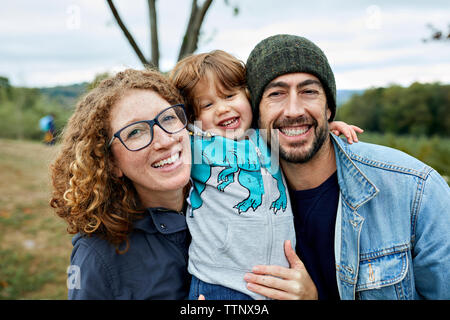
[160,223,167,230]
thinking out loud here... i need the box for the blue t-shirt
[289,171,340,300]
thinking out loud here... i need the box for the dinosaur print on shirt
[189,127,287,215]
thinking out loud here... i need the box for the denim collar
[331,134,379,211]
[133,207,187,235]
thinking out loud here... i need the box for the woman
[50,69,192,299]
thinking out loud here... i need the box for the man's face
[258,73,331,163]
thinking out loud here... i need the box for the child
[170,50,361,300]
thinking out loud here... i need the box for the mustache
[273,115,317,129]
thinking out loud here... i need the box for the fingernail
[252,266,260,272]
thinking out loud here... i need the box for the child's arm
[329,121,364,144]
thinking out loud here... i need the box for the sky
[1,0,449,89]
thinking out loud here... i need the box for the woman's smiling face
[109,89,191,205]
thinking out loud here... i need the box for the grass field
[0,139,72,299]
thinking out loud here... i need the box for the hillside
[38,83,88,108]
[336,89,364,106]
[36,83,362,108]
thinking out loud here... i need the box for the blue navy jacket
[68,207,191,300]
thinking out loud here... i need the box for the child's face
[193,78,252,140]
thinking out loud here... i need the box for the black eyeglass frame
[107,104,187,151]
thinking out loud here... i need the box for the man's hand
[244,240,318,300]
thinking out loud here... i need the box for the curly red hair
[50,69,184,251]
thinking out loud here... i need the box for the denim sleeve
[413,169,450,299]
[68,241,116,300]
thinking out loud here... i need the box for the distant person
[243,34,450,299]
[170,50,361,300]
[50,69,192,299]
[39,114,55,145]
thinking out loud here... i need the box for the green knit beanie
[246,34,336,122]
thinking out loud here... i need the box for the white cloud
[1,1,449,88]
[20,62,143,88]
[337,63,450,89]
[197,4,450,89]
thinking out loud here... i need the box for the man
[243,34,450,299]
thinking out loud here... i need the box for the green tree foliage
[359,132,450,182]
[0,77,75,141]
[39,82,87,107]
[337,82,450,137]
[0,73,119,142]
[87,72,111,90]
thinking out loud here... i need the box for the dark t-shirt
[289,171,340,300]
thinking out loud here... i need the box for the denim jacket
[331,134,450,300]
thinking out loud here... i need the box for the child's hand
[329,121,364,144]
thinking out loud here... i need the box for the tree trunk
[106,0,153,68]
[106,0,216,69]
[148,0,159,69]
[178,0,213,61]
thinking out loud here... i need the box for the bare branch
[423,23,450,43]
[106,0,237,67]
[178,0,199,61]
[106,0,152,67]
[178,0,213,61]
[191,0,214,52]
[148,0,159,69]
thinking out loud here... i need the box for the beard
[273,115,329,164]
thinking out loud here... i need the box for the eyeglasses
[108,104,188,151]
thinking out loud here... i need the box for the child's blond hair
[170,50,247,122]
